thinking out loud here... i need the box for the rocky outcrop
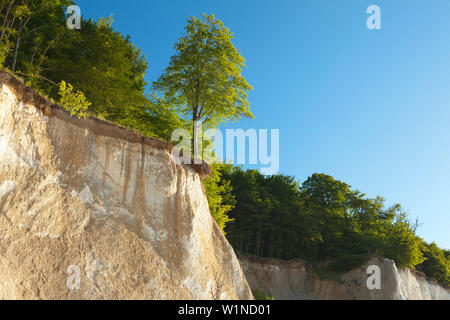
[239,254,450,300]
[0,72,252,300]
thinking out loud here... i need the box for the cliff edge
[0,72,252,299]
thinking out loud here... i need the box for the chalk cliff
[0,72,252,300]
[239,254,450,300]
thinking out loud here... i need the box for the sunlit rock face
[239,254,450,300]
[0,73,252,300]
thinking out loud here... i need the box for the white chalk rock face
[239,255,450,300]
[0,73,252,300]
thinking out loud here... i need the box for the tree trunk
[11,14,31,71]
[193,119,198,162]
[192,75,202,164]
[11,34,19,70]
[0,0,15,41]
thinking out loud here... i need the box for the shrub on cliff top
[58,80,90,119]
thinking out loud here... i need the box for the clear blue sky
[76,0,450,249]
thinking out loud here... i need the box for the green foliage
[382,213,425,269]
[143,92,189,141]
[203,163,235,233]
[328,254,370,273]
[221,169,431,275]
[153,13,253,141]
[252,288,274,300]
[0,0,73,74]
[302,173,353,258]
[58,80,90,119]
[312,266,343,283]
[222,166,315,259]
[444,250,450,260]
[44,16,149,120]
[416,242,450,286]
[0,39,11,67]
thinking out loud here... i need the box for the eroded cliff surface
[239,254,450,300]
[0,73,253,300]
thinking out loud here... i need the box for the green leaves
[416,242,450,286]
[45,16,149,119]
[382,214,425,269]
[204,163,236,234]
[58,80,91,119]
[221,170,435,276]
[153,13,253,131]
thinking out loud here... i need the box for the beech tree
[153,13,253,160]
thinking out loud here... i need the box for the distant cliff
[0,72,252,299]
[239,254,450,300]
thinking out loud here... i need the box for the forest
[0,0,449,287]
[213,165,450,285]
